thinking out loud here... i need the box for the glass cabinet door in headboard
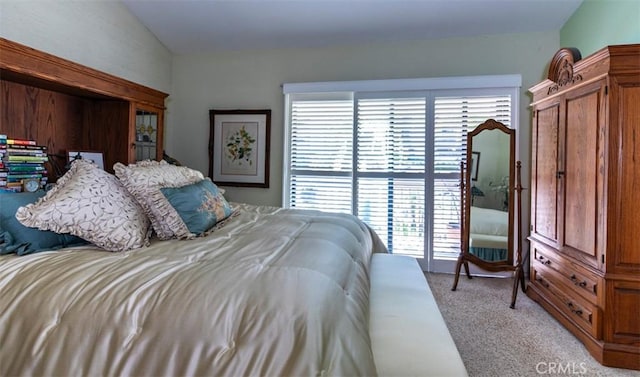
[133,104,164,162]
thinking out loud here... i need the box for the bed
[468,206,509,262]
[0,160,467,376]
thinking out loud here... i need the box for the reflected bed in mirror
[469,206,508,262]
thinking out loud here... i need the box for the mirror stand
[450,118,526,308]
[452,162,525,308]
[510,161,526,308]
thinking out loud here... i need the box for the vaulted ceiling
[122,0,583,55]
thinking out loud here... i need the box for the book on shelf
[2,165,47,172]
[0,144,46,150]
[3,148,47,156]
[5,155,48,163]
[0,138,37,146]
[0,180,25,187]
[3,161,47,166]
[0,137,49,188]
[3,181,23,187]
[2,172,46,179]
[0,176,47,185]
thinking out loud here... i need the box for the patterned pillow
[15,159,151,251]
[159,178,234,238]
[113,160,205,240]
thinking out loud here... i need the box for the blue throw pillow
[0,191,88,256]
[160,179,233,236]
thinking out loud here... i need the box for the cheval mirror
[451,119,525,308]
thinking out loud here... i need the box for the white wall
[0,1,172,94]
[0,3,560,267]
[169,31,559,207]
[1,2,560,244]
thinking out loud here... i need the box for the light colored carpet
[425,272,639,377]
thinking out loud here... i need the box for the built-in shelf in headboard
[0,38,168,177]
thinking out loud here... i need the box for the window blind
[289,98,353,213]
[356,97,426,255]
[431,95,512,257]
[283,75,520,261]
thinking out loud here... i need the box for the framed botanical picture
[208,109,271,188]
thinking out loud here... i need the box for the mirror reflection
[468,129,511,262]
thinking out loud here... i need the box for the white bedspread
[0,204,386,376]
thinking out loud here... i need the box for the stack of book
[0,135,49,192]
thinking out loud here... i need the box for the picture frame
[471,151,480,181]
[68,150,104,170]
[208,109,271,188]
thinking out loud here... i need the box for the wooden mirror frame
[451,119,526,308]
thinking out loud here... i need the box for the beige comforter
[1,204,386,376]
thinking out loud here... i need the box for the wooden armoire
[528,44,640,370]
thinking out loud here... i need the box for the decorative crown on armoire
[547,47,582,94]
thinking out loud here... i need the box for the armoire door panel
[532,103,560,244]
[605,280,640,344]
[612,84,640,271]
[562,85,602,266]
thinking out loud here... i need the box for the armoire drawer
[531,267,601,339]
[532,243,600,304]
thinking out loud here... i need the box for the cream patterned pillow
[16,159,151,251]
[113,160,205,240]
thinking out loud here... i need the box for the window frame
[283,75,521,267]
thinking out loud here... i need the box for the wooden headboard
[0,38,168,178]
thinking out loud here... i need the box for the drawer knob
[567,302,583,316]
[536,277,550,288]
[538,256,551,265]
[570,274,588,288]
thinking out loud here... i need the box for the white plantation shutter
[283,76,520,262]
[432,95,512,257]
[356,97,426,255]
[288,97,353,213]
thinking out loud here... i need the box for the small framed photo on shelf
[208,109,271,188]
[68,151,104,170]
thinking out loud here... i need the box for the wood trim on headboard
[0,37,168,108]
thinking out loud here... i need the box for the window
[288,94,353,213]
[283,76,520,263]
[432,95,513,259]
[355,96,426,255]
